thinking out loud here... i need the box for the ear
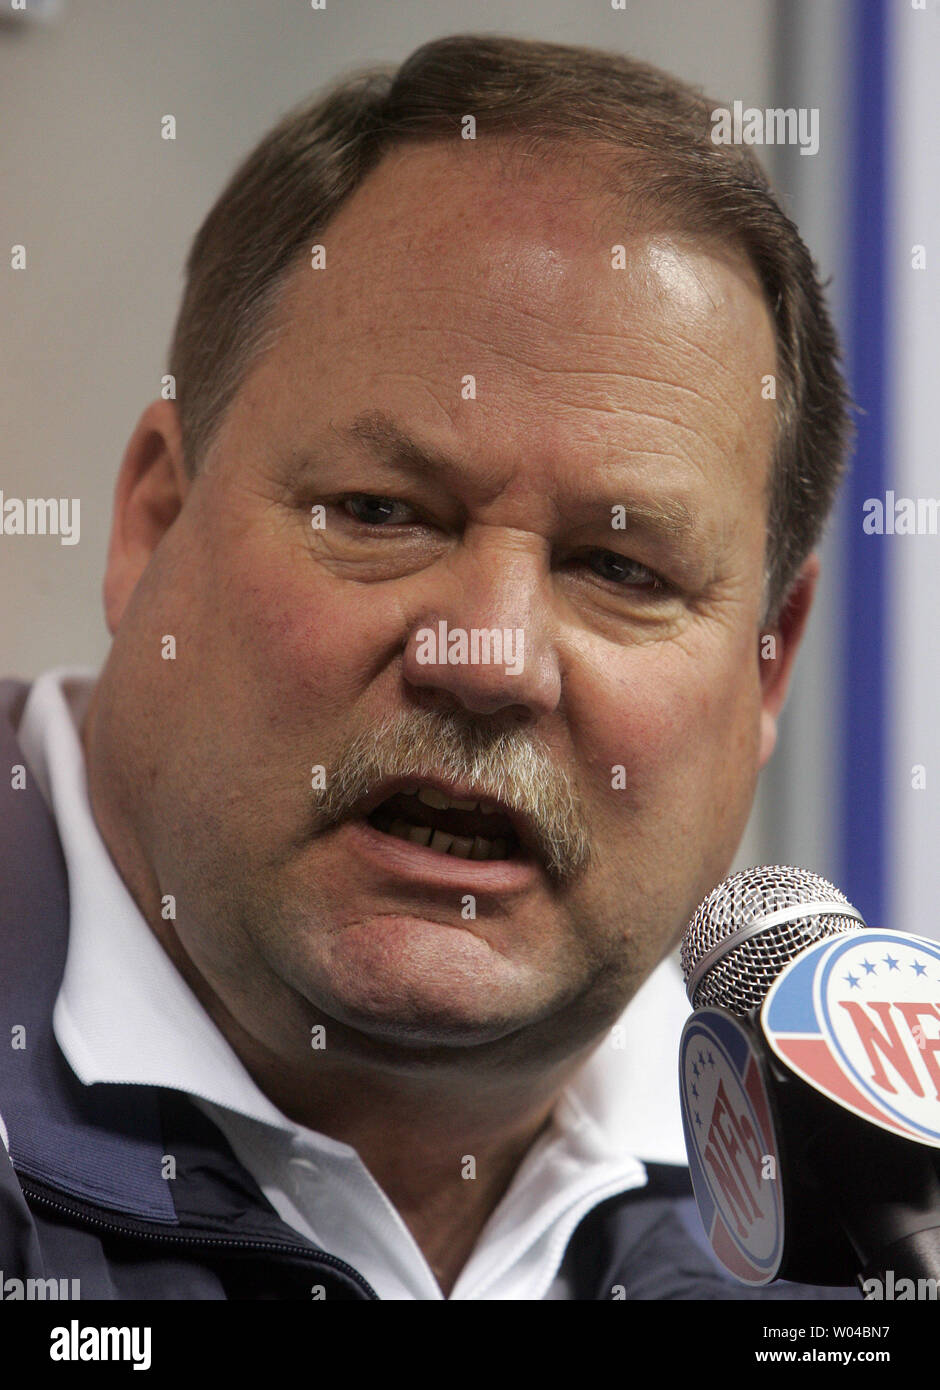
[757,552,820,769]
[102,399,190,635]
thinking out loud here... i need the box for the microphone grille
[681,864,866,1016]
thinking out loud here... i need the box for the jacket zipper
[20,1177,380,1299]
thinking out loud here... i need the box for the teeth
[415,787,479,813]
[417,787,450,809]
[383,818,510,860]
[400,785,506,815]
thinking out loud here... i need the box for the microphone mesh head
[681,864,864,1016]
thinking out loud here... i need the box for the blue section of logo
[687,1007,752,1071]
[763,944,827,1035]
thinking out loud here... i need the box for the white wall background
[737,0,850,887]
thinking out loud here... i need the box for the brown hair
[168,33,852,623]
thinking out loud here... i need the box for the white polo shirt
[13,666,691,1300]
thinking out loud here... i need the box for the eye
[341,494,419,526]
[581,549,670,592]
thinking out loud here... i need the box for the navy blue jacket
[0,678,856,1300]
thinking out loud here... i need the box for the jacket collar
[0,678,326,1240]
[0,679,183,1219]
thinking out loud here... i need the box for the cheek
[574,631,762,821]
[216,536,401,717]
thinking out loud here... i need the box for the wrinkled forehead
[222,139,778,558]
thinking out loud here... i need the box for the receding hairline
[203,131,783,480]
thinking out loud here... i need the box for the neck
[180,966,583,1296]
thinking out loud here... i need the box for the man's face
[89,141,797,1076]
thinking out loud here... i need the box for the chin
[309,928,537,1050]
[311,980,532,1053]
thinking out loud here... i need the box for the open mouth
[366,785,522,862]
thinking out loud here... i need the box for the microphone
[678,865,940,1293]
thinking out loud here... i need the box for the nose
[401,527,562,721]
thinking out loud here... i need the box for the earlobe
[756,552,820,770]
[758,707,778,769]
[102,400,190,634]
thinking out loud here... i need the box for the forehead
[240,139,777,511]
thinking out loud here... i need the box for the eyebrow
[344,409,454,476]
[335,407,698,541]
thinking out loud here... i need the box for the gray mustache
[312,708,591,884]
